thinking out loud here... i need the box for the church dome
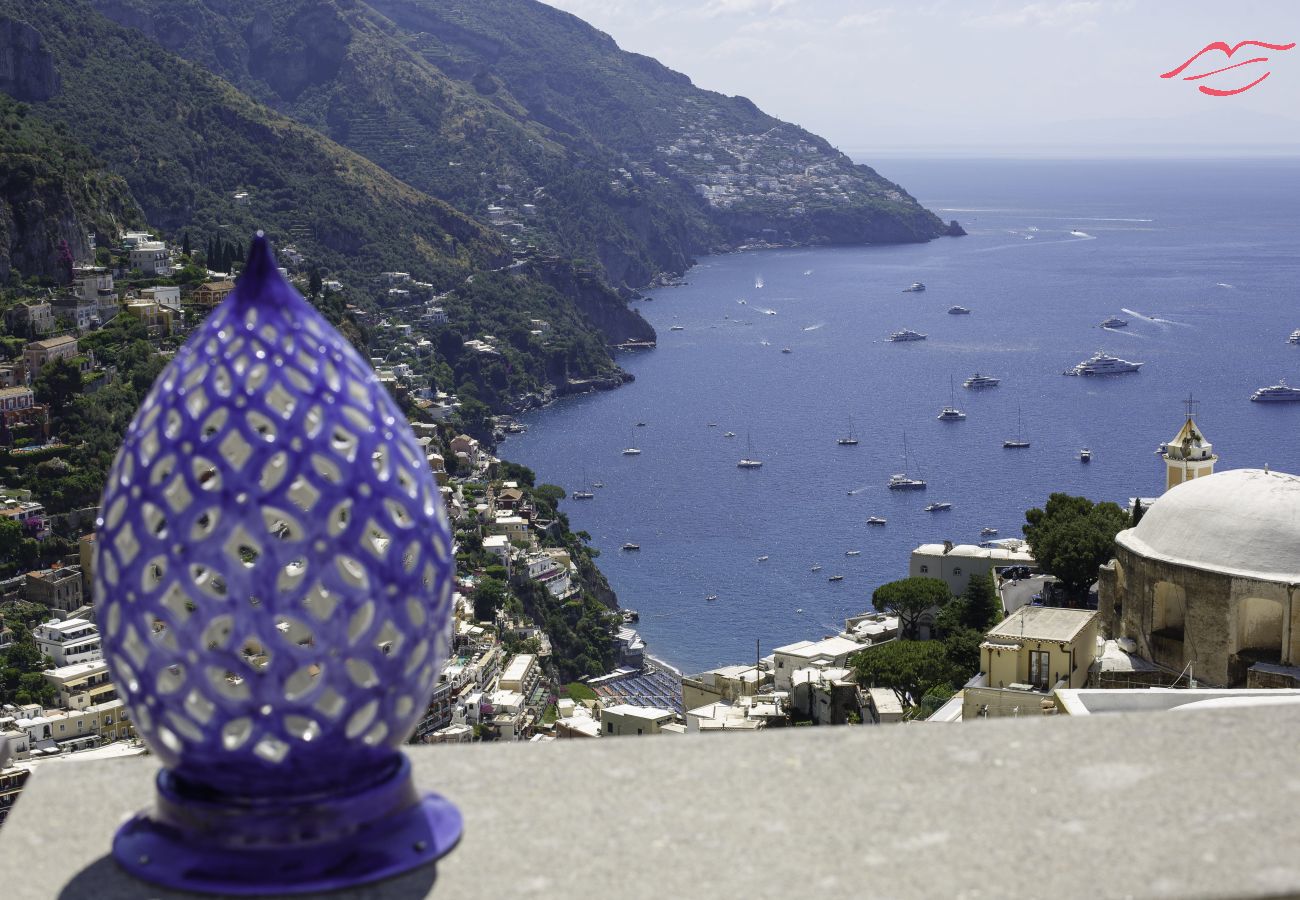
[1119,468,1300,582]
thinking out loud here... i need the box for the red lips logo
[1161,40,1295,96]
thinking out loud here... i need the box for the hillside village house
[127,240,171,276]
[42,658,115,709]
[193,280,235,308]
[0,497,49,538]
[23,335,83,377]
[909,540,1036,596]
[33,618,102,667]
[962,606,1100,720]
[24,566,84,614]
[3,301,56,337]
[771,636,864,693]
[600,704,680,736]
[122,298,174,335]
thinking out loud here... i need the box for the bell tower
[1161,395,1216,492]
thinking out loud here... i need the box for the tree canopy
[852,640,951,706]
[1022,493,1129,602]
[872,577,952,639]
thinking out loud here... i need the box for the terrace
[0,705,1297,897]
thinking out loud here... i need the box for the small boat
[724,431,736,438]
[845,550,861,556]
[1101,317,1128,328]
[811,565,823,572]
[1080,448,1092,463]
[828,575,844,582]
[937,376,966,421]
[948,306,971,315]
[708,422,718,427]
[670,325,685,331]
[592,481,605,488]
[837,416,859,446]
[622,609,639,623]
[705,594,718,602]
[1004,405,1031,449]
[781,347,792,354]
[867,517,887,526]
[980,527,998,536]
[889,329,927,342]
[803,269,813,276]
[963,373,1000,389]
[755,276,764,289]
[621,542,640,551]
[636,422,647,427]
[1289,329,1300,345]
[573,490,594,500]
[759,340,771,346]
[757,555,769,562]
[765,310,777,316]
[1250,379,1300,402]
[925,502,953,512]
[902,282,926,293]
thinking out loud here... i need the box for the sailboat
[937,376,966,421]
[737,433,763,468]
[1003,406,1031,448]
[622,428,642,456]
[573,468,594,499]
[837,415,859,446]
[887,433,926,489]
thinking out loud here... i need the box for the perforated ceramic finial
[97,234,462,895]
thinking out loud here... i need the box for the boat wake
[1101,325,1146,339]
[1069,230,1095,239]
[1216,282,1234,288]
[803,322,826,332]
[1121,307,1190,328]
[758,308,778,316]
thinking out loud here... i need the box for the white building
[909,540,1036,596]
[600,704,678,737]
[128,241,171,276]
[771,637,864,693]
[499,654,540,698]
[33,619,101,667]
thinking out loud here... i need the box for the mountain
[0,0,651,412]
[85,0,953,291]
[0,91,143,285]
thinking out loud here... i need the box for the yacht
[1080,448,1092,463]
[889,329,927,342]
[1250,379,1300,402]
[845,550,861,557]
[837,416,859,446]
[811,565,823,572]
[781,347,792,354]
[925,502,953,512]
[1003,405,1031,448]
[963,373,1000,389]
[669,325,685,331]
[757,555,769,562]
[724,431,736,438]
[888,433,927,489]
[621,542,640,551]
[1066,350,1143,376]
[937,376,966,421]
[737,433,763,468]
[1289,329,1300,345]
[1101,317,1128,328]
[902,282,926,293]
[622,446,642,456]
[573,489,594,500]
[889,473,926,490]
[867,517,887,526]
[705,594,718,602]
[980,527,998,536]
[948,306,971,315]
[828,575,845,582]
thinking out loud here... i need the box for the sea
[500,158,1300,675]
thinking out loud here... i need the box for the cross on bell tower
[1161,394,1216,492]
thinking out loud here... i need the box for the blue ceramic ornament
[95,234,461,894]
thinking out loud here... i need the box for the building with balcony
[3,301,55,337]
[0,498,48,539]
[127,241,171,276]
[1098,468,1300,688]
[771,636,864,693]
[192,280,235,308]
[499,653,540,698]
[33,618,101,666]
[42,658,116,709]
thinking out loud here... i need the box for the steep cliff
[0,93,142,284]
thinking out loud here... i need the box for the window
[637,728,643,735]
[953,568,962,575]
[1029,651,1050,690]
[920,565,929,573]
[606,722,613,734]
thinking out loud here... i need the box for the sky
[539,0,1300,156]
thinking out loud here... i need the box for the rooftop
[986,606,1097,644]
[772,636,862,659]
[1,706,1298,898]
